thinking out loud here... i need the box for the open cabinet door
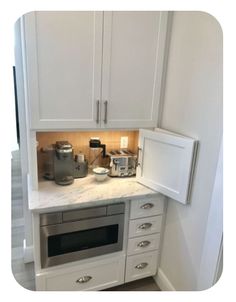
[136,128,198,204]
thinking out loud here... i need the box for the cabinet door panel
[102,12,168,128]
[125,251,158,283]
[137,128,198,204]
[24,12,103,129]
[37,255,125,291]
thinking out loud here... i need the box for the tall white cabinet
[22,11,169,130]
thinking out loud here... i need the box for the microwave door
[40,214,124,268]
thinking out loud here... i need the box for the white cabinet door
[137,128,198,204]
[23,12,103,129]
[101,12,169,128]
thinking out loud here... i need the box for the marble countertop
[29,174,159,213]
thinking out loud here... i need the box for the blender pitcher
[89,138,106,170]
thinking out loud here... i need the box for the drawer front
[130,197,164,219]
[127,233,160,256]
[128,215,162,238]
[125,251,159,283]
[45,256,125,291]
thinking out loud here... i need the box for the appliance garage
[29,126,197,290]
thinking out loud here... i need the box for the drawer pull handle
[76,276,92,284]
[140,203,154,209]
[137,240,151,248]
[138,222,152,230]
[135,262,148,270]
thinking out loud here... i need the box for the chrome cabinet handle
[76,276,92,284]
[140,203,154,210]
[135,262,148,270]
[96,100,100,124]
[138,222,152,230]
[137,147,142,167]
[104,100,108,124]
[137,240,151,248]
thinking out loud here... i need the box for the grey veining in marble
[29,174,159,212]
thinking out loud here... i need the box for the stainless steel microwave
[40,203,125,268]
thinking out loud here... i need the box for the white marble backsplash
[29,174,158,212]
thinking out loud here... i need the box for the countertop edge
[28,176,160,213]
[29,192,160,214]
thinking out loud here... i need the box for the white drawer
[127,233,160,256]
[125,251,159,283]
[130,197,164,219]
[44,256,125,291]
[128,215,162,238]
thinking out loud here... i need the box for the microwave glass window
[48,224,119,257]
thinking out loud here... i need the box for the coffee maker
[54,141,74,185]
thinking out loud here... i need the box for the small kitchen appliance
[54,141,74,185]
[89,138,106,170]
[41,145,55,180]
[40,203,125,268]
[107,149,137,177]
[73,154,88,178]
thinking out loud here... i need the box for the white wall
[157,12,223,290]
[197,141,223,289]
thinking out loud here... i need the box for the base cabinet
[34,197,165,291]
[125,197,164,283]
[36,255,126,291]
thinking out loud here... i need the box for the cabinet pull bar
[104,100,108,124]
[138,222,152,230]
[96,100,100,124]
[135,262,148,270]
[137,240,151,248]
[137,147,142,167]
[140,203,154,209]
[76,276,92,284]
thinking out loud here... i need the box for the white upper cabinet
[101,12,168,128]
[23,12,103,129]
[136,128,198,204]
[22,11,169,130]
